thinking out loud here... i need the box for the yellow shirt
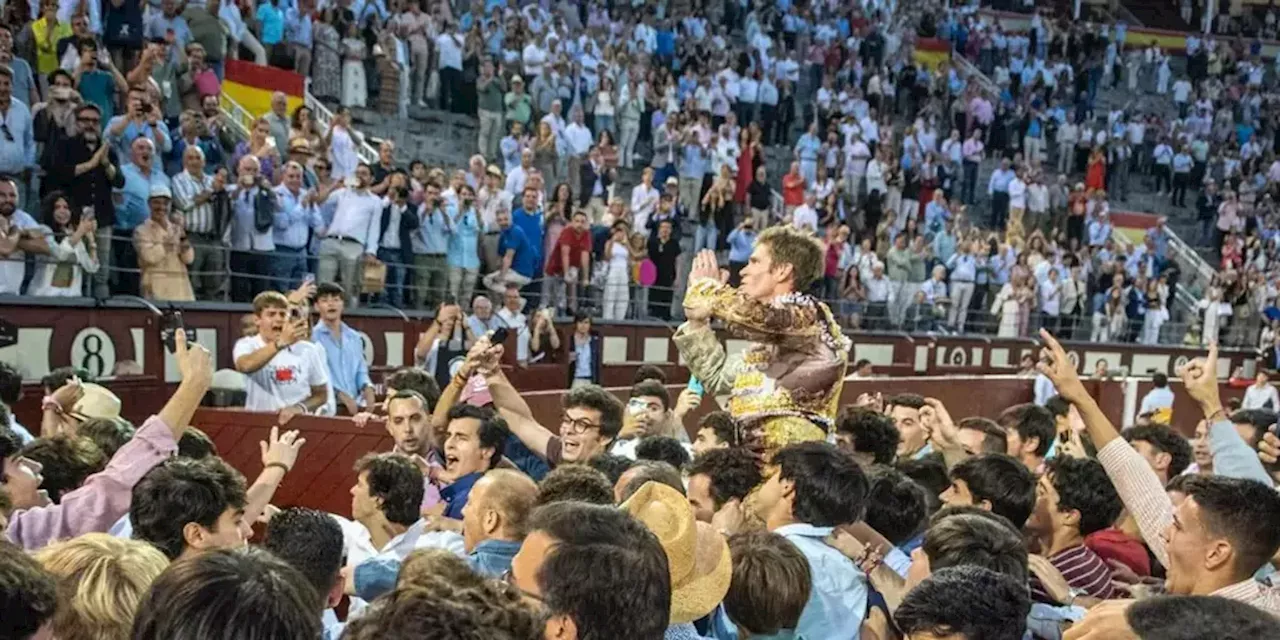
[33,17,73,75]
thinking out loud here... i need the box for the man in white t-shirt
[234,290,331,422]
[0,178,50,294]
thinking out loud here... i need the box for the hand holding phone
[161,310,197,353]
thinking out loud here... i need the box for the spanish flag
[914,37,951,71]
[220,60,306,118]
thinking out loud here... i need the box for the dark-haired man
[886,393,930,460]
[487,361,623,467]
[130,456,251,560]
[132,547,322,640]
[687,447,762,523]
[1067,594,1280,640]
[0,363,30,443]
[1039,336,1280,614]
[4,334,212,551]
[692,410,740,455]
[510,501,671,640]
[614,380,687,459]
[896,566,1031,640]
[678,225,851,458]
[721,531,812,639]
[865,467,929,550]
[745,441,869,639]
[997,403,1056,472]
[0,539,56,639]
[941,453,1037,528]
[438,403,505,519]
[262,507,346,638]
[1026,457,1122,603]
[346,468,539,605]
[312,281,376,415]
[1125,425,1193,484]
[335,452,462,617]
[835,405,901,465]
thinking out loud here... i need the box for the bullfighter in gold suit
[674,226,850,459]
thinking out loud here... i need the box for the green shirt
[504,91,531,125]
[478,75,506,113]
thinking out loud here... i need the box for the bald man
[346,469,538,600]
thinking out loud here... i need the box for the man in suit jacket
[375,176,420,307]
[578,146,612,223]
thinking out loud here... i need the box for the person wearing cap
[621,481,732,638]
[286,136,318,187]
[113,136,171,295]
[134,183,194,301]
[504,74,532,132]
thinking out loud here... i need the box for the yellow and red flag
[913,37,951,70]
[221,59,306,118]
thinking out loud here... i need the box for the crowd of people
[5,211,1280,640]
[0,0,1265,349]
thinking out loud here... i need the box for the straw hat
[68,383,122,422]
[620,482,731,625]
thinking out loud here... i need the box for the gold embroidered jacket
[673,278,852,453]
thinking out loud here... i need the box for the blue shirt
[499,224,537,278]
[795,133,820,162]
[446,205,481,270]
[680,144,707,178]
[0,99,35,176]
[77,70,117,123]
[775,523,866,640]
[144,13,192,45]
[114,164,171,230]
[573,339,592,379]
[273,185,321,248]
[727,229,756,263]
[416,207,450,255]
[947,253,976,281]
[285,7,312,46]
[311,321,372,401]
[512,207,544,264]
[440,471,482,520]
[470,538,521,577]
[255,2,284,44]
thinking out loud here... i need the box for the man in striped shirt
[1038,334,1280,618]
[1026,456,1121,604]
[171,144,227,300]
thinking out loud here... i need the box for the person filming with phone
[234,290,330,423]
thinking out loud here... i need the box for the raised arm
[486,363,554,460]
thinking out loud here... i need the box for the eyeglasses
[560,413,602,435]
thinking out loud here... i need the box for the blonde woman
[602,221,632,320]
[698,165,734,252]
[534,120,559,184]
[35,533,169,640]
[231,117,281,183]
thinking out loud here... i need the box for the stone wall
[349,106,480,167]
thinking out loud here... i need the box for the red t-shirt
[545,227,592,276]
[783,173,805,206]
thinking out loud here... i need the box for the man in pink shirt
[3,332,212,550]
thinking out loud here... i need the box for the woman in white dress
[1197,286,1233,346]
[602,222,632,320]
[992,274,1023,338]
[30,192,99,297]
[340,23,368,108]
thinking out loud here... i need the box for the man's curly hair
[341,577,546,640]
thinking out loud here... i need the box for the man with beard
[316,161,383,306]
[0,178,50,293]
[45,102,122,296]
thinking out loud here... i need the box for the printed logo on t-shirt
[272,365,301,384]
